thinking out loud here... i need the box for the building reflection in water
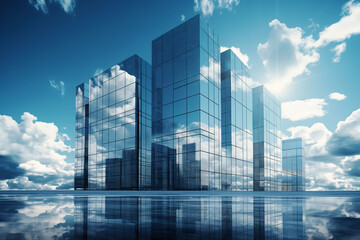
[282,198,306,240]
[253,197,283,239]
[74,196,305,240]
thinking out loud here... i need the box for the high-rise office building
[282,138,305,191]
[220,49,253,191]
[75,83,89,190]
[252,85,282,191]
[74,14,299,192]
[151,15,222,190]
[75,55,152,190]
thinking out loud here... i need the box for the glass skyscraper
[151,15,222,190]
[282,138,305,191]
[75,55,152,190]
[75,83,89,190]
[252,85,282,191]
[220,49,253,191]
[74,14,306,192]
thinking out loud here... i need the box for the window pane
[163,31,173,62]
[163,60,173,87]
[174,23,186,56]
[174,54,186,83]
[174,99,186,116]
[174,86,186,101]
[187,47,200,78]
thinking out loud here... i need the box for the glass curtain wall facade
[75,55,152,190]
[252,85,282,191]
[220,49,253,191]
[75,83,89,190]
[282,138,305,191]
[151,14,222,190]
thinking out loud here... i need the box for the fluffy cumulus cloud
[257,19,319,95]
[331,42,347,63]
[305,161,351,191]
[287,122,332,159]
[28,0,76,14]
[329,92,347,101]
[0,112,74,190]
[286,108,360,191]
[259,0,360,95]
[313,0,360,47]
[49,80,65,96]
[220,46,250,67]
[327,108,360,156]
[282,98,327,121]
[194,0,239,16]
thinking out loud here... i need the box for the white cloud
[335,108,360,138]
[57,0,76,13]
[259,1,360,94]
[217,0,240,10]
[0,112,73,190]
[287,122,332,158]
[305,160,359,191]
[181,14,185,22]
[49,80,65,96]
[220,46,249,67]
[286,110,360,191]
[306,161,345,190]
[285,122,352,190]
[194,0,214,15]
[258,19,320,96]
[327,108,360,156]
[19,160,57,175]
[329,92,347,101]
[29,0,47,13]
[194,0,239,16]
[331,42,347,63]
[306,158,360,191]
[314,0,360,47]
[282,98,327,121]
[28,0,76,14]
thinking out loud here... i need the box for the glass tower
[220,49,253,191]
[252,85,282,191]
[151,15,222,190]
[282,138,305,191]
[75,55,152,190]
[75,83,89,190]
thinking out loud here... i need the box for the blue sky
[1,0,360,190]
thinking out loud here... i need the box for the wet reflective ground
[0,191,359,239]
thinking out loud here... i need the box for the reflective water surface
[0,191,359,239]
